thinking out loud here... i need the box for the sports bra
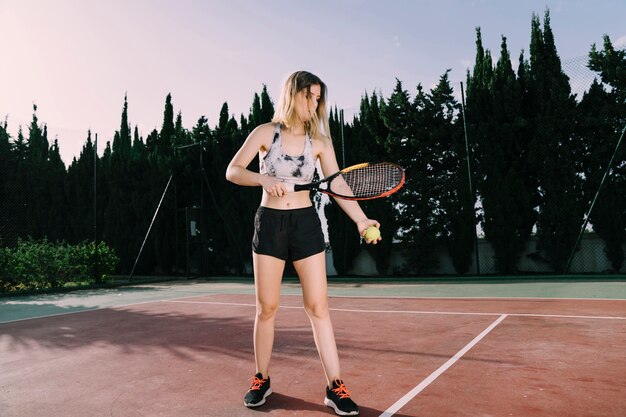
[259,124,316,185]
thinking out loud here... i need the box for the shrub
[0,238,119,292]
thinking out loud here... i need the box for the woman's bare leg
[252,252,286,377]
[293,252,340,386]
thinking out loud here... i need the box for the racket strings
[330,163,404,198]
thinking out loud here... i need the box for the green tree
[0,118,16,246]
[209,103,251,274]
[589,34,626,109]
[468,34,538,273]
[529,10,584,272]
[578,80,625,271]
[45,138,68,241]
[24,106,53,240]
[325,94,397,276]
[325,107,361,275]
[148,94,180,273]
[159,93,175,156]
[248,85,275,129]
[8,128,29,245]
[583,35,626,271]
[104,95,136,272]
[359,93,399,274]
[66,131,97,243]
[260,85,275,123]
[249,93,262,128]
[381,80,440,275]
[426,71,475,274]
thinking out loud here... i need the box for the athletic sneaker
[243,373,272,407]
[324,379,359,416]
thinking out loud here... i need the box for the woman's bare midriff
[260,189,313,209]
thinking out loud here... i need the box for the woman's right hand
[260,175,288,198]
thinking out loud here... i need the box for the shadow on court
[0,297,416,416]
[1,305,257,360]
[2,288,625,417]
[1,303,502,367]
[247,393,413,417]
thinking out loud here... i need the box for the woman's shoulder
[248,122,278,147]
[250,122,278,137]
[311,132,332,147]
[311,132,333,157]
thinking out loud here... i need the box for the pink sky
[1,0,625,165]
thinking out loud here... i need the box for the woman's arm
[225,124,288,197]
[317,135,381,243]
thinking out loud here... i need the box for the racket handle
[283,183,310,192]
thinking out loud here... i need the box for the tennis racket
[285,162,405,200]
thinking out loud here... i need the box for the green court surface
[2,276,625,324]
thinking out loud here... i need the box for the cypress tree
[207,105,251,274]
[104,96,137,272]
[218,102,230,132]
[471,36,538,273]
[584,36,626,271]
[9,128,28,244]
[131,126,147,161]
[589,35,626,109]
[260,84,274,124]
[0,118,9,155]
[174,111,190,148]
[352,93,396,274]
[578,80,625,271]
[148,94,180,273]
[45,138,67,241]
[529,10,583,272]
[426,71,475,274]
[249,93,262,128]
[0,119,16,246]
[248,86,275,129]
[111,94,132,160]
[239,114,249,135]
[66,131,96,243]
[325,97,372,275]
[160,93,175,155]
[25,106,49,239]
[381,80,439,274]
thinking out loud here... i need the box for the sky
[1,0,625,166]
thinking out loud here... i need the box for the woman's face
[296,83,321,122]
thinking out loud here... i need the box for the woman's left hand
[357,219,382,245]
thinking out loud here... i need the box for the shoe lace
[331,380,351,399]
[249,376,266,391]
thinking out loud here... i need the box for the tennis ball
[364,226,380,242]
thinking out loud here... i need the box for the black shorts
[252,206,325,261]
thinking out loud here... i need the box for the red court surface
[1,293,625,417]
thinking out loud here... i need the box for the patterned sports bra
[259,124,316,185]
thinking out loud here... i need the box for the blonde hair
[272,71,331,139]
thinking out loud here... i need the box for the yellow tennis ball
[365,226,380,241]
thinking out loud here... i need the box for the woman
[225,70,380,416]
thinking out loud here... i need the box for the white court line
[0,291,250,325]
[506,312,626,320]
[0,298,177,325]
[162,300,626,320]
[379,314,508,417]
[0,307,102,324]
[6,293,626,325]
[328,294,626,301]
[331,307,626,321]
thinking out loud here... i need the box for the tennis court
[1,278,625,417]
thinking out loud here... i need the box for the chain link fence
[350,54,624,277]
[1,55,624,279]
